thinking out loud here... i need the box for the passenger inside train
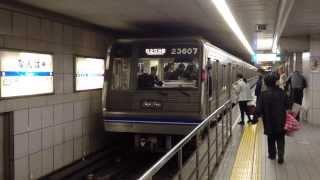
[137,58,199,89]
[138,66,163,89]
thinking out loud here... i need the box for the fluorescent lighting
[257,38,273,50]
[272,35,278,53]
[256,53,280,63]
[211,0,255,55]
[302,52,310,60]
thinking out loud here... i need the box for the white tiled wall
[308,36,320,124]
[0,4,111,180]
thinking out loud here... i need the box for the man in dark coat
[256,72,289,164]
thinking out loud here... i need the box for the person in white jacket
[233,73,253,125]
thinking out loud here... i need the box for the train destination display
[75,57,105,91]
[0,50,53,98]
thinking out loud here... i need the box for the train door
[217,62,223,107]
[206,58,214,115]
[213,60,219,111]
[227,63,232,99]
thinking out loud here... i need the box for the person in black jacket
[255,75,263,99]
[256,72,289,164]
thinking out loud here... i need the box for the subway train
[102,37,257,148]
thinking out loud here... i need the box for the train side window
[137,58,199,89]
[111,58,131,90]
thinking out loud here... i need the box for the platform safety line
[230,121,262,180]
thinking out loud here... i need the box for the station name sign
[75,57,105,91]
[0,50,53,98]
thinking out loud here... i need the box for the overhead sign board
[0,50,53,98]
[75,57,105,91]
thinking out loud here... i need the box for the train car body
[102,37,257,136]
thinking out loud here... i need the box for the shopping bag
[284,112,301,135]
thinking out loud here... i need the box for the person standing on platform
[233,73,253,125]
[255,74,263,101]
[256,73,289,164]
[286,70,306,105]
[278,66,287,90]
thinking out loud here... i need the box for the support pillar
[294,52,303,72]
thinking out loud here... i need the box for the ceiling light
[256,38,273,50]
[211,0,255,56]
[256,53,280,63]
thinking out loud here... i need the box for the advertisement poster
[0,50,53,98]
[310,56,320,72]
[75,57,105,91]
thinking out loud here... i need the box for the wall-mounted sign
[0,50,53,98]
[75,57,105,91]
[310,56,320,72]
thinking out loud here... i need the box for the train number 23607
[171,48,198,55]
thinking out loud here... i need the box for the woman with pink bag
[256,72,289,164]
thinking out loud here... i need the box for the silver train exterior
[102,37,257,135]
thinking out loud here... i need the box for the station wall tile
[14,133,28,159]
[29,151,43,179]
[27,16,41,40]
[4,35,27,51]
[12,13,27,37]
[63,75,74,93]
[41,18,53,42]
[14,109,29,135]
[53,54,64,74]
[14,156,29,180]
[74,101,90,120]
[0,9,11,35]
[73,119,83,138]
[54,124,63,145]
[11,98,30,111]
[42,106,54,128]
[53,144,64,170]
[42,148,54,175]
[54,104,64,125]
[64,122,74,142]
[27,39,47,52]
[29,107,42,131]
[74,137,83,160]
[28,96,48,108]
[63,54,74,74]
[54,74,64,94]
[42,127,54,150]
[63,103,74,122]
[63,141,74,165]
[63,25,73,45]
[29,130,42,154]
[52,22,63,44]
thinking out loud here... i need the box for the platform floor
[213,121,320,180]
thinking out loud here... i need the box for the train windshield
[137,57,199,89]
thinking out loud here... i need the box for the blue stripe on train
[104,116,201,125]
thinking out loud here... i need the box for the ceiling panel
[15,0,279,61]
[283,0,320,36]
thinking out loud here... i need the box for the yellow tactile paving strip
[230,121,262,180]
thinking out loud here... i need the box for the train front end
[103,39,203,136]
